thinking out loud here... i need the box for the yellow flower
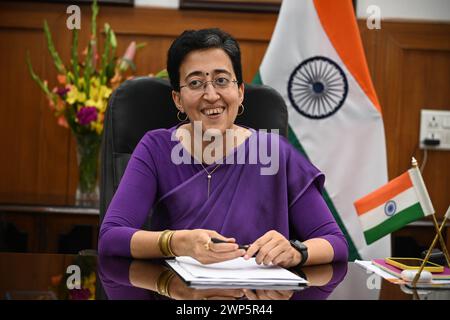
[85,98,102,111]
[66,85,86,104]
[91,121,103,135]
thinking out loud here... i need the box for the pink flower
[76,106,98,126]
[123,41,136,62]
[57,115,68,128]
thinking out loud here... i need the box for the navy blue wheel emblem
[288,56,348,119]
[384,200,397,217]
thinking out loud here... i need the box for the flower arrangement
[50,255,97,300]
[26,0,146,203]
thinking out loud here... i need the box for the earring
[237,104,244,116]
[177,110,188,122]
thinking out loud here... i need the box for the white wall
[134,0,179,9]
[357,0,450,22]
[133,0,450,22]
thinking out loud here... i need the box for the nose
[202,82,220,102]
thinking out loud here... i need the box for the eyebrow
[184,69,232,80]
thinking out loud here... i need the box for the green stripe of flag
[364,203,424,245]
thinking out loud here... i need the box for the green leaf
[154,69,169,79]
[71,28,79,87]
[26,51,57,103]
[109,29,117,49]
[100,23,116,85]
[135,42,146,50]
[119,58,136,72]
[43,20,66,75]
[91,0,99,39]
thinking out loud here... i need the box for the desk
[0,252,448,300]
[0,200,99,253]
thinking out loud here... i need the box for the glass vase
[75,133,102,206]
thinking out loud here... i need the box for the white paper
[166,256,308,287]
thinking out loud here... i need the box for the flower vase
[75,133,101,206]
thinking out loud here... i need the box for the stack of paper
[166,256,308,289]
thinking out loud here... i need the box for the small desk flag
[354,160,434,245]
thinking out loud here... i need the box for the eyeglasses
[180,77,238,92]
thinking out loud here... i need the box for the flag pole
[411,157,450,268]
[410,157,448,287]
[412,210,449,286]
[431,214,450,267]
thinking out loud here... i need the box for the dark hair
[167,28,243,91]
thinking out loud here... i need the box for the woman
[99,28,348,268]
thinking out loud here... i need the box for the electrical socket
[419,109,450,150]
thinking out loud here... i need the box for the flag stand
[411,206,450,287]
[410,158,450,287]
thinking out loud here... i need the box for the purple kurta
[99,125,348,262]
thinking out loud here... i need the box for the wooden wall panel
[0,2,448,220]
[359,21,450,219]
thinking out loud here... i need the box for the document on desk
[166,256,308,289]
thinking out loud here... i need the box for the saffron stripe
[354,172,412,215]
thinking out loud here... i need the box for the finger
[265,290,288,300]
[254,290,271,300]
[255,238,279,265]
[243,289,257,300]
[245,234,272,259]
[210,242,239,253]
[272,251,293,267]
[208,231,236,243]
[261,240,287,266]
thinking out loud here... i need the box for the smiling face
[172,48,244,134]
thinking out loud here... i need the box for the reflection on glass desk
[1,252,449,300]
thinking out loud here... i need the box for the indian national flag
[354,164,435,245]
[254,0,389,260]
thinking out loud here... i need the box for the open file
[166,256,308,289]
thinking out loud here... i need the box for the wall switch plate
[419,109,450,150]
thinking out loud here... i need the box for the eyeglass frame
[179,78,239,92]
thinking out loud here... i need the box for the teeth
[203,107,224,116]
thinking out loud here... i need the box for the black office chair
[99,76,288,223]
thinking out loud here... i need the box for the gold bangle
[158,230,175,257]
[166,230,176,256]
[156,269,175,298]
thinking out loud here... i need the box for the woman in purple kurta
[99,28,348,270]
[100,125,347,261]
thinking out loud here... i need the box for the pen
[211,237,250,250]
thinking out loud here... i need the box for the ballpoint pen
[211,237,250,250]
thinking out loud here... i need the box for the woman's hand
[171,229,246,264]
[244,230,301,268]
[242,288,293,300]
[169,276,245,300]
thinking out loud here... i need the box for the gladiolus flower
[123,41,136,62]
[119,41,136,71]
[76,106,98,126]
[57,115,69,128]
[57,74,66,85]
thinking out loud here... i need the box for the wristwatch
[290,240,308,267]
